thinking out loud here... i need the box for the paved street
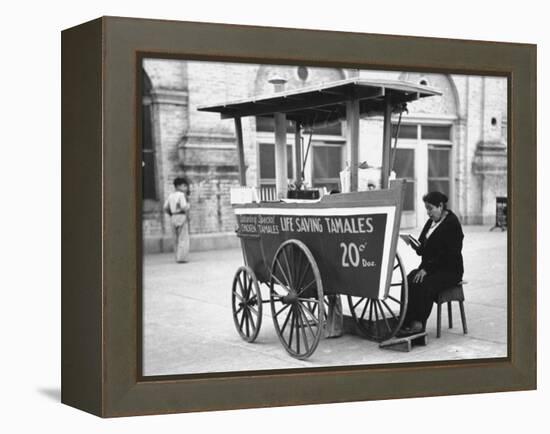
[142,225,507,376]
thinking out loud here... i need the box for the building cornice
[145,88,188,106]
[178,132,236,150]
[472,140,507,174]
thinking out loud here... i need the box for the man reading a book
[398,191,464,336]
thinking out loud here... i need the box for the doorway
[392,123,454,228]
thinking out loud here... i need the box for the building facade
[142,59,507,253]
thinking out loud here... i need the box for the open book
[400,233,420,250]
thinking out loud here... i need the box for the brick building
[141,59,507,253]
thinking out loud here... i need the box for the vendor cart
[199,77,440,359]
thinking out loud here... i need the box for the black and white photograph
[140,59,508,376]
[3,0,546,431]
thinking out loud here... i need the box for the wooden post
[234,117,246,186]
[381,93,392,189]
[294,121,302,188]
[346,99,360,192]
[274,112,288,198]
[269,77,288,199]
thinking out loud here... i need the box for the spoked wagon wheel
[269,239,324,360]
[231,266,262,343]
[347,252,408,342]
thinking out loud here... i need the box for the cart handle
[235,230,261,239]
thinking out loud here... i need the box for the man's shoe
[396,321,424,337]
[409,321,423,333]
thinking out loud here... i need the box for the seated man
[398,191,464,337]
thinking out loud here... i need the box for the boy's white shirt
[164,191,189,214]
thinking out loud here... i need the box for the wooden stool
[436,282,468,338]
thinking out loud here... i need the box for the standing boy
[163,177,191,263]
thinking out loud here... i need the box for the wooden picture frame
[61,16,536,417]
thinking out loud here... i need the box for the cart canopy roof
[198,78,441,127]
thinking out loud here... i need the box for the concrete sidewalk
[142,225,507,376]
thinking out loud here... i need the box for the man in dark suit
[398,191,464,336]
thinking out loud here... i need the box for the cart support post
[234,117,246,186]
[346,99,360,192]
[381,93,392,189]
[274,112,288,199]
[294,121,302,189]
[269,77,289,199]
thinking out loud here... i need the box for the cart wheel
[232,266,262,343]
[269,239,324,359]
[347,252,409,342]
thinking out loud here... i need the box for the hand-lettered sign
[235,205,396,299]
